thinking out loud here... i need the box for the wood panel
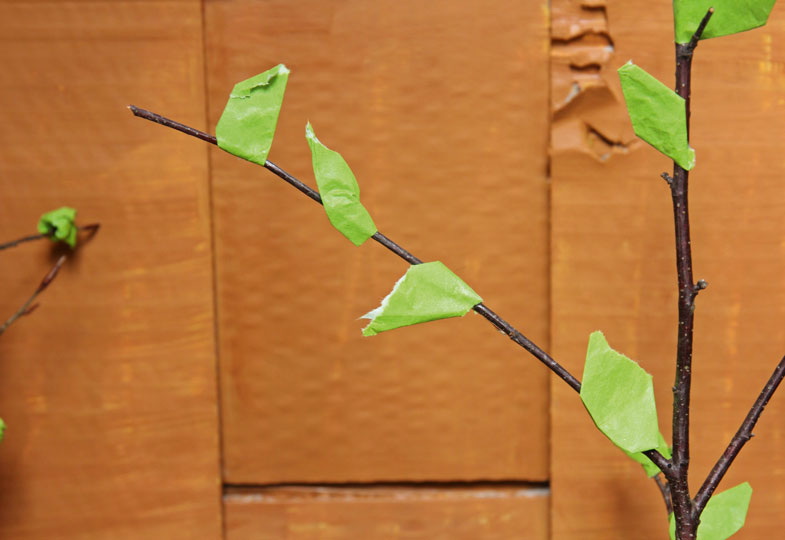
[224,485,549,540]
[551,1,785,538]
[205,0,552,483]
[0,2,222,538]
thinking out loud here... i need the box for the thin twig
[655,473,674,516]
[0,255,67,336]
[693,355,785,515]
[128,107,588,398]
[0,223,101,252]
[668,8,714,540]
[687,8,715,52]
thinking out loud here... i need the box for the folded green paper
[216,64,289,166]
[674,1,776,44]
[618,62,695,170]
[38,206,78,248]
[0,418,5,442]
[361,262,483,336]
[306,122,377,246]
[580,331,662,454]
[669,482,752,540]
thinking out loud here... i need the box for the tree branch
[693,354,785,515]
[0,223,101,252]
[0,255,67,336]
[128,106,588,396]
[655,473,674,516]
[669,8,713,540]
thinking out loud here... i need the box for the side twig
[693,355,785,515]
[128,105,584,392]
[655,473,674,516]
[0,223,101,252]
[0,255,67,336]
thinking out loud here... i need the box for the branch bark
[0,223,101,252]
[128,105,586,394]
[668,9,713,540]
[0,255,67,336]
[693,355,785,515]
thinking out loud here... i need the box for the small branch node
[661,172,674,185]
[694,279,708,294]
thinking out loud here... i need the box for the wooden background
[0,0,782,538]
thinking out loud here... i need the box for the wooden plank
[205,0,552,483]
[551,1,785,538]
[224,485,549,540]
[0,2,222,538]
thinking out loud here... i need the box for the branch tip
[688,7,715,50]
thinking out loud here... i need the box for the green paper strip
[669,482,752,540]
[361,262,482,336]
[0,418,5,442]
[618,62,695,170]
[580,331,661,454]
[625,432,672,477]
[216,64,289,166]
[674,1,776,44]
[306,123,377,246]
[38,206,78,248]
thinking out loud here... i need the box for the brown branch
[0,255,67,336]
[693,355,785,515]
[0,223,101,251]
[668,8,713,540]
[655,473,674,516]
[127,106,590,395]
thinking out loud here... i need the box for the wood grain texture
[0,2,222,538]
[205,0,552,483]
[551,1,785,538]
[224,485,549,540]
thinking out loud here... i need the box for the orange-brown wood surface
[224,485,549,540]
[2,0,785,538]
[551,1,785,539]
[0,2,222,538]
[205,0,552,484]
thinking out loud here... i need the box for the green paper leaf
[625,432,671,477]
[0,418,5,442]
[216,64,289,166]
[669,482,753,540]
[674,1,776,44]
[580,331,661,454]
[618,62,695,170]
[37,207,78,248]
[361,262,482,336]
[306,123,377,246]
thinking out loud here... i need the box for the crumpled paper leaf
[618,62,695,170]
[37,207,77,248]
[674,1,776,44]
[306,122,377,246]
[625,431,671,477]
[216,64,289,166]
[669,482,753,540]
[580,331,661,454]
[361,262,483,336]
[0,418,5,442]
